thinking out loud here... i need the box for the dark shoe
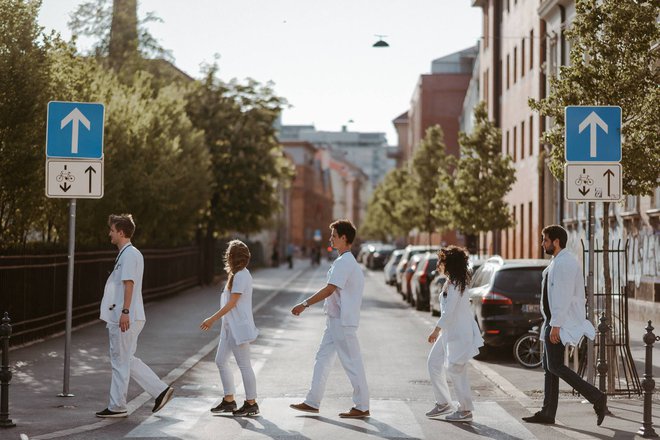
[339,407,370,419]
[152,386,174,413]
[289,402,319,414]
[95,408,128,418]
[522,412,555,424]
[233,401,260,417]
[210,398,237,413]
[594,395,608,426]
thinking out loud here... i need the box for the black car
[468,257,549,348]
[367,245,395,270]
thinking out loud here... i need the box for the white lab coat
[436,282,484,365]
[540,249,596,346]
[220,269,259,345]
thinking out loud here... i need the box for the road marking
[32,267,308,440]
[125,397,216,438]
[470,401,536,439]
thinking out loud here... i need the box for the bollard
[637,321,659,438]
[596,312,609,393]
[0,312,15,428]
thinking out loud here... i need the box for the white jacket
[436,281,484,365]
[540,249,596,346]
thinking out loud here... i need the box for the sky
[38,0,482,145]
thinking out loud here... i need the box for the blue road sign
[46,101,105,159]
[565,106,621,162]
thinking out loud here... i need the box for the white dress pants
[427,338,474,411]
[107,320,168,412]
[215,327,257,400]
[304,317,369,411]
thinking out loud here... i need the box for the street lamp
[372,35,389,47]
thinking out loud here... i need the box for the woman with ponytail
[200,240,260,416]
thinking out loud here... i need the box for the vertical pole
[0,312,15,428]
[638,321,658,438]
[597,312,609,392]
[586,202,595,384]
[59,199,76,397]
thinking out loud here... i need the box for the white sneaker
[445,410,473,422]
[425,403,452,418]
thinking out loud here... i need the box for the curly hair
[437,246,471,294]
[224,240,251,291]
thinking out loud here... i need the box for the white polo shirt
[100,243,146,324]
[324,251,365,327]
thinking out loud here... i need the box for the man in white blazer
[289,219,370,419]
[523,225,607,426]
[96,214,173,418]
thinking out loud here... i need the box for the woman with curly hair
[200,240,260,417]
[425,246,483,423]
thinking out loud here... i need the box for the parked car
[430,258,485,317]
[395,245,440,295]
[366,244,395,270]
[383,250,404,285]
[468,257,549,348]
[402,254,424,303]
[411,252,439,311]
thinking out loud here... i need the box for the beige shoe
[339,407,370,419]
[289,402,319,414]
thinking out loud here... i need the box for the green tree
[409,125,453,244]
[0,0,55,245]
[444,102,516,254]
[186,63,294,277]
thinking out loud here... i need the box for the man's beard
[544,243,555,256]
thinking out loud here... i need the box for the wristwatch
[121,308,130,315]
[302,300,309,308]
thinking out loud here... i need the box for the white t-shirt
[100,243,146,324]
[220,268,259,345]
[324,251,364,327]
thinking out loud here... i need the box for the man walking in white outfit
[96,214,173,418]
[290,219,370,418]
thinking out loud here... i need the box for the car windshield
[492,268,544,294]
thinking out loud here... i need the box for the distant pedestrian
[97,214,173,418]
[200,240,260,417]
[522,225,607,426]
[271,246,279,268]
[289,219,370,418]
[286,243,295,269]
[425,246,483,423]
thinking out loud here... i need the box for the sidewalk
[2,261,309,439]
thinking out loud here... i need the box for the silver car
[383,249,404,285]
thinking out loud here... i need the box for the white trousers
[107,320,168,412]
[304,317,369,411]
[215,327,257,400]
[427,339,474,411]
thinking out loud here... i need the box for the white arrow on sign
[578,111,608,158]
[60,108,90,154]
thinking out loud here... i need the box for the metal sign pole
[59,198,76,397]
[586,201,595,384]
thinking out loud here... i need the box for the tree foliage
[529,0,660,196]
[445,102,516,237]
[186,63,294,238]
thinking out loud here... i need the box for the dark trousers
[541,325,604,418]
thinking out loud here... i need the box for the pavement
[1,258,658,440]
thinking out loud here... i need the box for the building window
[512,205,517,258]
[624,195,639,213]
[529,115,534,157]
[506,54,510,89]
[483,69,489,105]
[528,202,534,258]
[506,130,510,156]
[653,186,660,209]
[520,203,524,258]
[513,46,517,84]
[483,11,489,49]
[513,125,517,161]
[530,30,534,71]
[521,120,525,159]
[521,39,525,78]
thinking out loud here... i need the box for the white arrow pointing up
[578,111,608,158]
[60,108,91,154]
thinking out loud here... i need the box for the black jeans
[541,325,604,418]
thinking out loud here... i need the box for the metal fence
[0,246,204,346]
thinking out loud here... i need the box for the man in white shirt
[289,219,370,418]
[96,214,173,418]
[523,224,607,426]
